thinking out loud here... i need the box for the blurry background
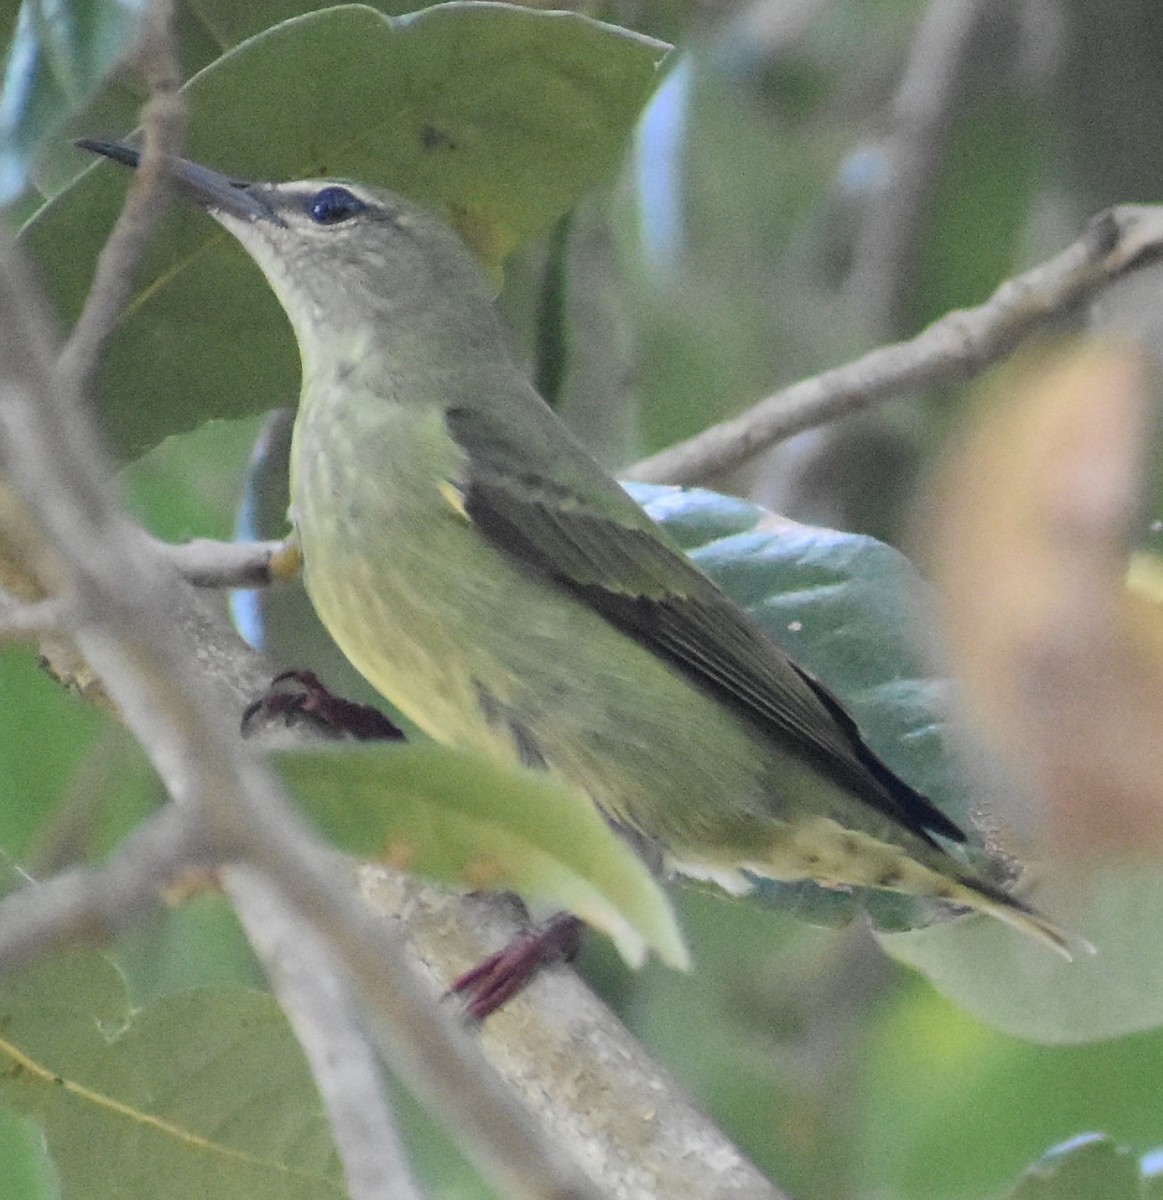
[4,2,1163,1198]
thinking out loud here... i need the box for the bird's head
[79,140,505,370]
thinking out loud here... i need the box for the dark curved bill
[76,138,284,227]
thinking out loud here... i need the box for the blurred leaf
[274,742,688,970]
[21,2,669,463]
[0,645,107,859]
[922,341,1163,855]
[0,0,143,202]
[907,87,1044,333]
[180,0,371,50]
[0,954,342,1199]
[1002,1135,1143,1200]
[111,892,263,1007]
[860,965,1163,1199]
[0,1106,58,1200]
[21,721,160,871]
[629,484,770,549]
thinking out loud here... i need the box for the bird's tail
[951,871,1086,960]
[696,817,1088,959]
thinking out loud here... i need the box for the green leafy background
[4,2,1163,1199]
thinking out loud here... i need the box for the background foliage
[3,2,1163,1199]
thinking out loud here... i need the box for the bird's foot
[450,912,586,1020]
[241,669,405,742]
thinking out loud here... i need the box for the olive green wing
[444,402,964,846]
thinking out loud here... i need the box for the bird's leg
[241,668,405,742]
[450,912,586,1020]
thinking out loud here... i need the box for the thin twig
[626,204,1163,485]
[53,0,185,398]
[0,806,198,972]
[151,535,289,588]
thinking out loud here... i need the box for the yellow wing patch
[439,479,471,521]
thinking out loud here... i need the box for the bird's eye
[307,186,365,225]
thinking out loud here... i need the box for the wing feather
[445,404,964,846]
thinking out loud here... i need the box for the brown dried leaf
[925,340,1163,858]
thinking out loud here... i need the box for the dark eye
[307,186,365,225]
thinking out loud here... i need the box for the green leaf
[0,0,143,202]
[880,865,1163,1044]
[274,741,689,971]
[21,3,669,462]
[1001,1135,1143,1200]
[0,954,344,1200]
[0,1107,58,1200]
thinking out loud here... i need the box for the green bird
[83,140,1069,1009]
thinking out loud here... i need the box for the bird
[82,139,1070,1013]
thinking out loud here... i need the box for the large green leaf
[274,742,688,971]
[21,3,669,462]
[0,954,344,1200]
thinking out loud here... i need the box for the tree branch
[151,535,289,588]
[0,592,70,640]
[360,873,789,1200]
[233,869,429,1200]
[626,204,1163,485]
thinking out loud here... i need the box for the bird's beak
[77,138,285,227]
